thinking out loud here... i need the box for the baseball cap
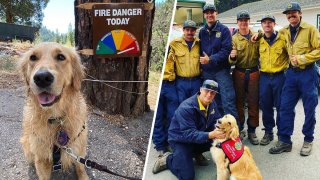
[261,14,276,22]
[183,20,197,29]
[201,80,219,93]
[237,10,250,20]
[203,3,216,13]
[283,2,301,14]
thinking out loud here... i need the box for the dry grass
[0,41,33,72]
[148,71,162,110]
[0,41,32,88]
[0,55,17,71]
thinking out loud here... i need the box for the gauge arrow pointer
[117,47,135,54]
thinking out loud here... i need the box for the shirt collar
[264,31,277,41]
[205,20,219,31]
[290,22,300,32]
[178,37,200,45]
[285,20,307,29]
[197,96,206,111]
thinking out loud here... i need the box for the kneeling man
[153,80,225,179]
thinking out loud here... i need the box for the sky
[42,0,165,33]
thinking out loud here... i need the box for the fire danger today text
[94,8,142,25]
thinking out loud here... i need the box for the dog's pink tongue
[37,92,56,105]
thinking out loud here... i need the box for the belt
[176,75,200,80]
[260,71,284,76]
[235,66,259,73]
[289,63,314,72]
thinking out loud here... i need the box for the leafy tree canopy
[0,0,49,27]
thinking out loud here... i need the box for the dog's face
[19,42,84,107]
[216,114,239,140]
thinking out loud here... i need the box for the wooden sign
[92,3,145,57]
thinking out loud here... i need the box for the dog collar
[48,116,64,124]
[216,137,244,164]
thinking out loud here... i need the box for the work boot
[300,141,313,156]
[152,152,171,174]
[269,141,292,154]
[239,130,246,140]
[248,132,259,145]
[195,153,209,166]
[260,133,274,146]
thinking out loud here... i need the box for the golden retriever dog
[211,114,262,180]
[19,42,88,180]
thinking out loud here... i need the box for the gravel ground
[0,42,158,180]
[0,85,153,180]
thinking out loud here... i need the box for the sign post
[92,4,145,58]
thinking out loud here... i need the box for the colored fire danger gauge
[96,30,140,55]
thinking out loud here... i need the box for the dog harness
[216,137,244,164]
[49,117,86,171]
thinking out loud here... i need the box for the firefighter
[269,2,320,156]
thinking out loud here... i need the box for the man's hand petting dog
[209,129,225,139]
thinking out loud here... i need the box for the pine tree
[0,0,49,27]
[66,23,75,47]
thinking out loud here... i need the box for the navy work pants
[176,76,201,103]
[259,72,285,134]
[278,65,318,144]
[152,81,179,151]
[167,142,211,180]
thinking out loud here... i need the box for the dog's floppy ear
[70,50,84,91]
[229,127,239,141]
[18,53,31,86]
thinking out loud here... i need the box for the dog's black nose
[218,120,222,124]
[33,70,54,88]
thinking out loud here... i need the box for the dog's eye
[57,54,66,61]
[228,122,231,125]
[30,55,37,61]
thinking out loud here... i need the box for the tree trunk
[74,0,155,116]
[4,1,13,23]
